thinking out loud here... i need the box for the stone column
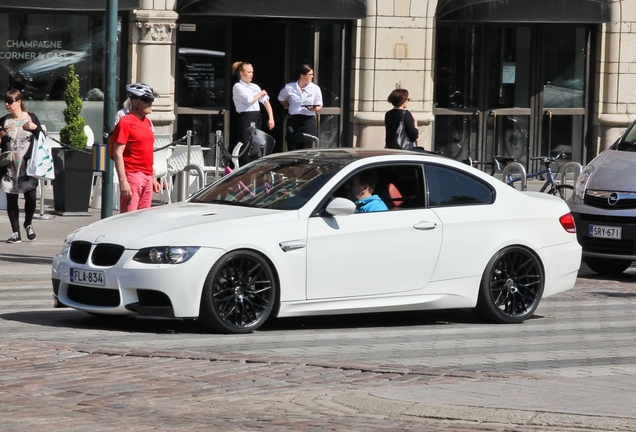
[130,2,178,135]
[597,0,636,151]
[352,0,435,149]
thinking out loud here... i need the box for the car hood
[588,149,636,191]
[71,202,296,249]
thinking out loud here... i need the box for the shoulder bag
[392,110,415,150]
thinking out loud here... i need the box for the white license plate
[589,225,622,240]
[70,268,105,286]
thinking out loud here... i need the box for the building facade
[0,0,633,169]
[353,0,632,170]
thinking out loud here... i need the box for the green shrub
[59,65,88,150]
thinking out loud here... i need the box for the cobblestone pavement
[1,345,631,431]
[1,267,636,431]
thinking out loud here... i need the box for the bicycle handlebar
[529,151,568,164]
[462,155,516,176]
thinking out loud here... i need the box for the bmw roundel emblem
[94,235,106,243]
[607,193,620,206]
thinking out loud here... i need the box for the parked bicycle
[505,151,574,200]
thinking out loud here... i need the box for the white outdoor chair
[169,145,220,180]
[168,145,220,199]
[153,134,173,204]
[231,142,244,169]
[89,170,120,211]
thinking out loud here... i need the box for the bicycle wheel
[548,183,574,200]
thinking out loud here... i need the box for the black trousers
[286,114,317,151]
[6,188,37,233]
[236,111,262,166]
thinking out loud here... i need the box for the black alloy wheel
[476,246,544,324]
[199,250,278,334]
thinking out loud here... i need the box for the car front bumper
[52,244,226,318]
[571,211,636,260]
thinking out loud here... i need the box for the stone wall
[129,1,178,136]
[352,0,435,150]
[597,0,636,151]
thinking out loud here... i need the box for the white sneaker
[6,232,21,243]
[24,224,36,240]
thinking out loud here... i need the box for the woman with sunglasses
[110,83,160,213]
[0,89,43,243]
[385,88,418,149]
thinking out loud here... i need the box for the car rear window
[425,164,495,207]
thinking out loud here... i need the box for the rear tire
[476,246,544,324]
[554,184,574,200]
[547,183,574,200]
[584,257,632,275]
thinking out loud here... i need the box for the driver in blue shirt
[347,171,388,213]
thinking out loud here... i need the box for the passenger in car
[346,171,388,213]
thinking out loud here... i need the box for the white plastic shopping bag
[26,132,55,180]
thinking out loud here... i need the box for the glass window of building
[0,12,119,137]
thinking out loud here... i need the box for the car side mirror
[325,197,356,216]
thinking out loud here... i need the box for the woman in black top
[384,88,418,148]
[0,89,43,243]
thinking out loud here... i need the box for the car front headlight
[574,165,594,200]
[133,246,200,264]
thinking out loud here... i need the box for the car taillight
[559,213,576,233]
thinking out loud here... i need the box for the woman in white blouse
[232,61,275,165]
[278,64,323,151]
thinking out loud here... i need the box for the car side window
[331,164,426,211]
[425,164,495,207]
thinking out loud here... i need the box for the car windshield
[614,122,636,151]
[191,157,345,210]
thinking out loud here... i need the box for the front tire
[476,246,544,324]
[584,257,632,276]
[199,250,278,334]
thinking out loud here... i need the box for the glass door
[434,24,592,168]
[540,27,587,164]
[483,27,533,167]
[175,19,228,150]
[286,22,345,148]
[434,26,482,161]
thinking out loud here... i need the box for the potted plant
[51,64,93,216]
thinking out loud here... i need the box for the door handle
[413,221,437,231]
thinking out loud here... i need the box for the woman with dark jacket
[385,88,418,149]
[0,89,43,243]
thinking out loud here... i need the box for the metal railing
[560,162,583,187]
[501,162,527,191]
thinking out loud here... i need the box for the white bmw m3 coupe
[52,149,581,333]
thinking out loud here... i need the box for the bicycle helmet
[126,83,158,101]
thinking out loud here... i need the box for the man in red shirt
[111,83,161,213]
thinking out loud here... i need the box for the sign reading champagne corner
[1,40,65,60]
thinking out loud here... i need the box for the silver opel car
[569,120,636,275]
